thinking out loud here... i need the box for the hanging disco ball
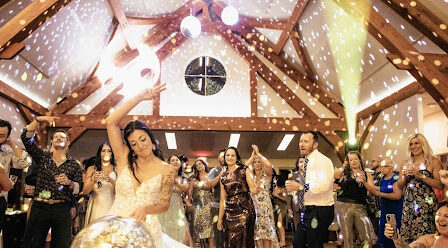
[221,6,239,26]
[180,16,201,38]
[71,215,156,248]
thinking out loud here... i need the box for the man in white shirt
[286,131,335,248]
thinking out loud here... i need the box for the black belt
[304,205,318,211]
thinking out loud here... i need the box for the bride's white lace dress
[108,168,188,248]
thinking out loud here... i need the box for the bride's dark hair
[123,120,164,184]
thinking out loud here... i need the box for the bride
[106,83,188,248]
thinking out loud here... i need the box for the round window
[185,56,226,96]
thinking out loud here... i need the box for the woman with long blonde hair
[397,133,443,243]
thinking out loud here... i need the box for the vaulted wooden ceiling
[0,0,447,162]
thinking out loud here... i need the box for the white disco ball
[221,6,239,26]
[180,16,201,38]
[71,215,156,248]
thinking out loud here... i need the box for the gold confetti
[431,78,439,85]
[71,92,78,98]
[268,47,273,53]
[386,149,392,157]
[259,35,265,41]
[410,1,416,7]
[101,119,106,125]
[434,60,441,66]
[392,58,402,64]
[36,73,42,81]
[363,143,369,150]
[440,24,447,30]
[19,19,26,25]
[80,116,86,122]
[324,120,330,126]
[246,33,252,39]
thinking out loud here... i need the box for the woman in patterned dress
[246,144,279,248]
[190,159,220,248]
[397,133,443,243]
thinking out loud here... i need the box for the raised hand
[138,83,167,101]
[36,116,60,127]
[251,144,259,154]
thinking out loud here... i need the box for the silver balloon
[71,215,155,248]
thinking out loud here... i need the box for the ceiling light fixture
[277,134,294,151]
[165,133,177,149]
[228,133,240,148]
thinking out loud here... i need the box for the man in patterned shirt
[21,116,83,248]
[0,119,31,233]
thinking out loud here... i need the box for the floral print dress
[251,173,279,247]
[400,169,438,243]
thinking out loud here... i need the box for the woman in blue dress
[364,159,403,248]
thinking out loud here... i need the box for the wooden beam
[290,29,314,78]
[380,0,448,54]
[359,111,381,146]
[113,1,201,68]
[387,53,448,73]
[213,1,345,118]
[233,24,345,118]
[213,23,318,118]
[89,83,124,115]
[0,0,73,56]
[107,0,133,48]
[156,31,189,61]
[273,0,310,54]
[127,16,167,25]
[238,15,288,30]
[0,0,11,8]
[0,80,47,115]
[250,70,258,117]
[0,43,24,59]
[16,104,34,124]
[68,127,87,146]
[52,114,347,132]
[321,132,345,162]
[50,76,103,115]
[333,0,448,118]
[357,82,423,120]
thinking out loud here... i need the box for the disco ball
[71,215,156,248]
[180,16,201,38]
[221,6,239,26]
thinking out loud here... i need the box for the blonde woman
[246,144,279,248]
[397,133,443,243]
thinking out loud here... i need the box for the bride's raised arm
[106,84,166,172]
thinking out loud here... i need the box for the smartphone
[386,214,398,239]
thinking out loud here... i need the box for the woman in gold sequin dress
[190,159,219,248]
[217,147,259,248]
[246,145,279,248]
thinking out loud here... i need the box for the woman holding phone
[364,159,403,248]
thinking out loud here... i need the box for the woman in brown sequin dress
[217,147,259,248]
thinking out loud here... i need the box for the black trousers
[0,196,6,232]
[22,201,72,248]
[293,205,334,248]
